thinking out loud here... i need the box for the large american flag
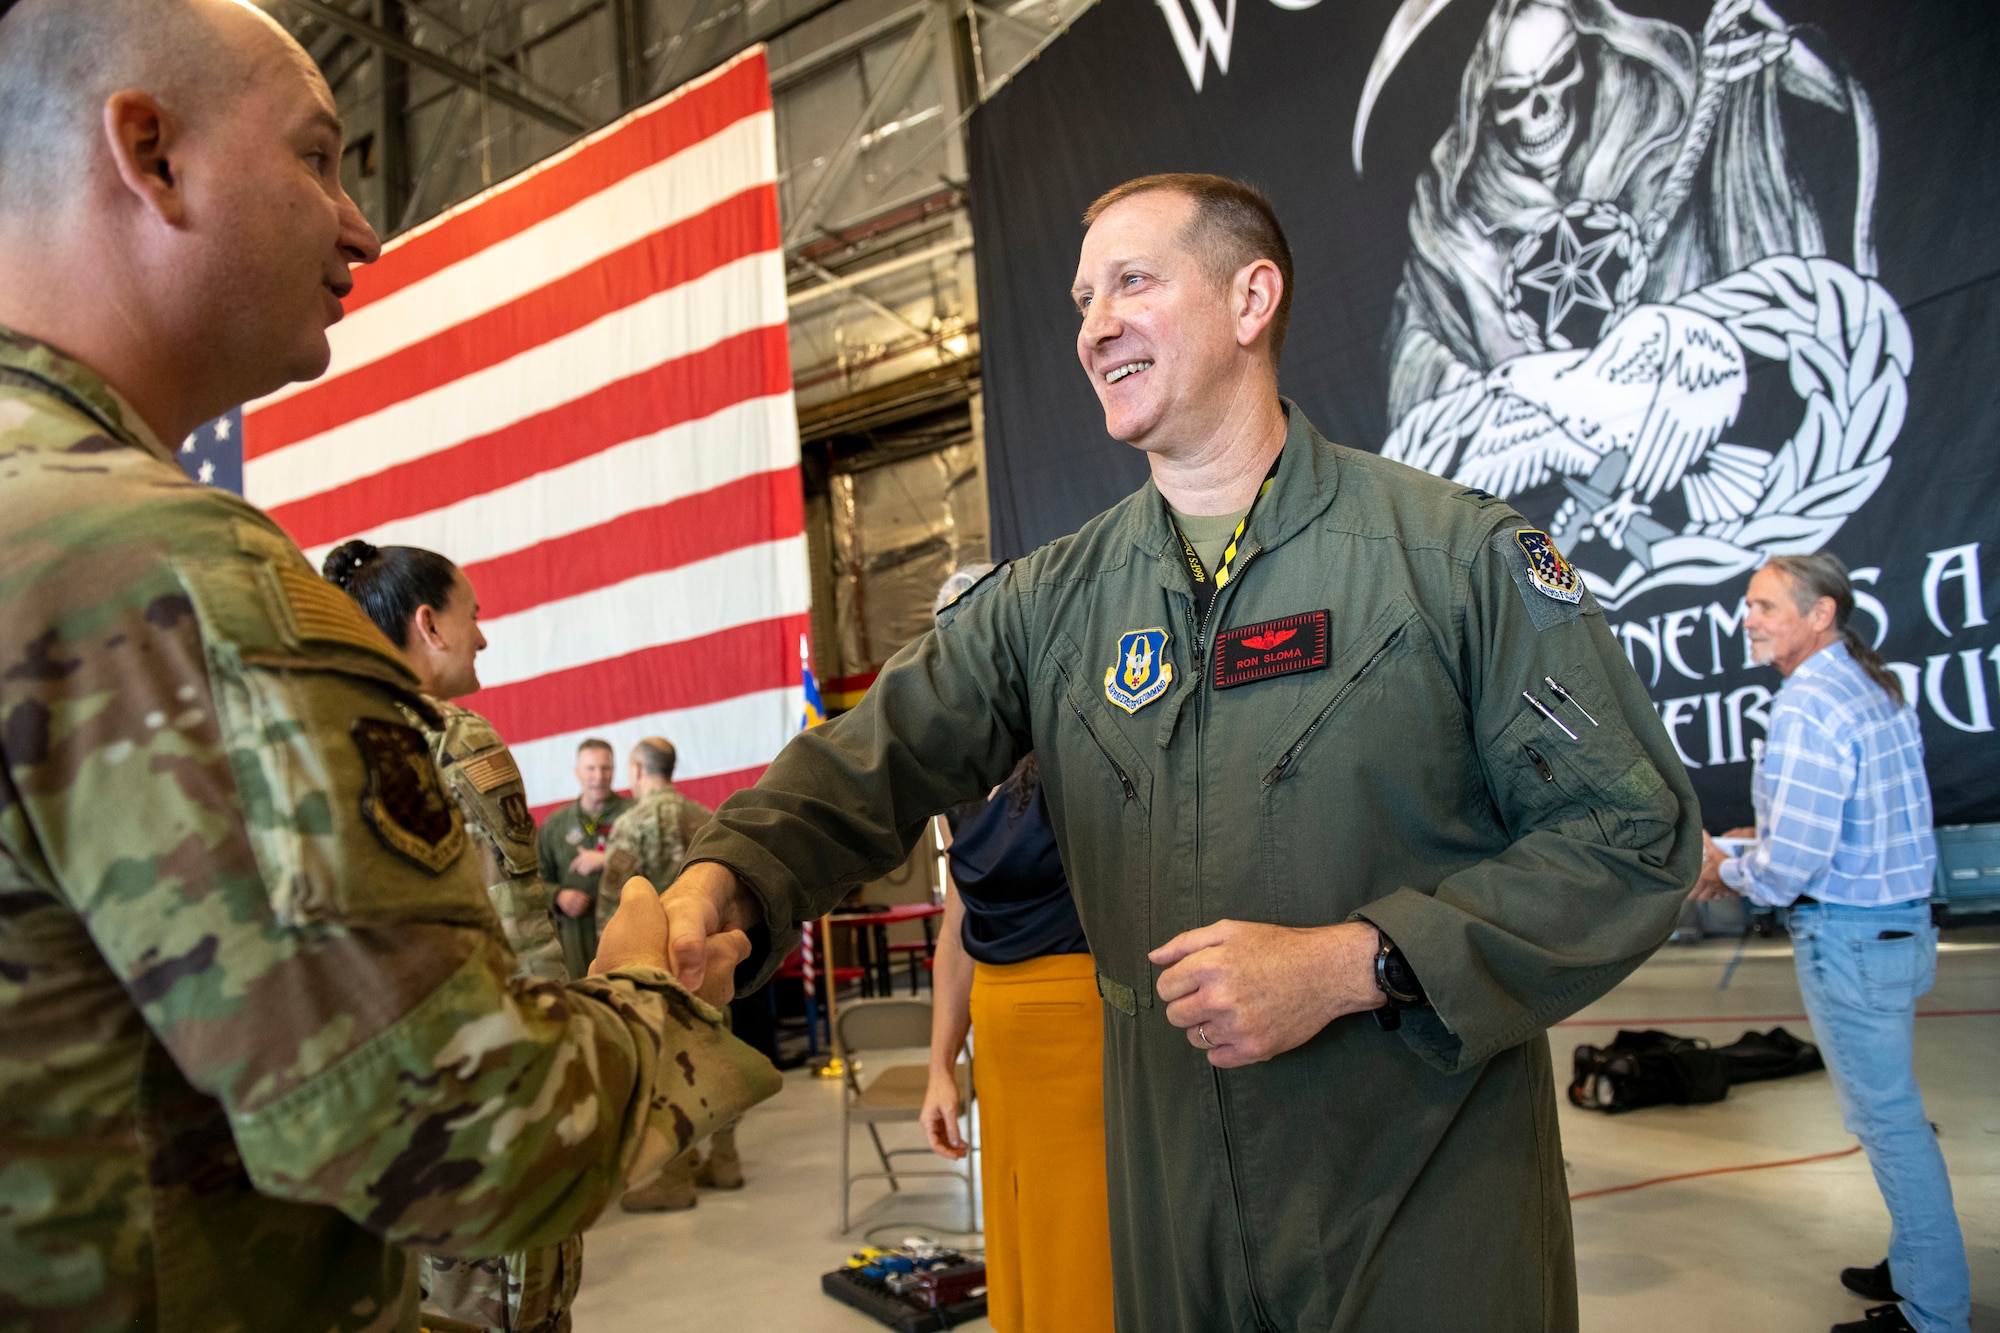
[234,48,805,814]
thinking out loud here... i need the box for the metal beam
[788,236,974,309]
[284,0,589,134]
[375,0,412,231]
[609,0,643,110]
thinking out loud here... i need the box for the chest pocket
[442,745,539,878]
[1255,594,1424,786]
[1497,662,1675,853]
[1047,633,1156,1011]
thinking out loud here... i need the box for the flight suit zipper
[1525,744,1556,784]
[1187,545,1276,1332]
[1260,626,1406,786]
[1066,696,1137,801]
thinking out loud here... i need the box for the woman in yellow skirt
[920,752,1115,1333]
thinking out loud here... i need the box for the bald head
[0,0,377,451]
[0,0,287,215]
[632,737,678,781]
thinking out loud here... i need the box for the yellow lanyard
[1172,467,1277,616]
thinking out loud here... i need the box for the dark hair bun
[322,539,381,589]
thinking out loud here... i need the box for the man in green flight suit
[538,738,631,978]
[657,174,1702,1331]
[0,3,778,1329]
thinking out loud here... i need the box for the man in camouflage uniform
[403,701,580,1330]
[598,738,731,1210]
[537,739,629,978]
[0,4,779,1330]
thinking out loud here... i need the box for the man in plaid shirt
[1693,553,1968,1333]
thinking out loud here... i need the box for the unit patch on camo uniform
[1105,628,1174,713]
[1514,529,1583,604]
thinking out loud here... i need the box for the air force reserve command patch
[1105,627,1174,713]
[1515,529,1583,604]
[353,717,466,872]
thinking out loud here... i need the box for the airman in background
[0,3,778,1328]
[539,739,630,978]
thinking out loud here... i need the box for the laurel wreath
[1618,254,1912,607]
[1384,253,1910,610]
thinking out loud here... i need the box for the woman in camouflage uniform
[325,540,579,1333]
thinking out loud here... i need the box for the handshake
[589,862,761,1010]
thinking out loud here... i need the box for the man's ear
[1233,258,1283,350]
[103,91,189,228]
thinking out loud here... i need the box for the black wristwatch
[1372,932,1427,1032]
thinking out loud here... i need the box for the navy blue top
[945,775,1088,966]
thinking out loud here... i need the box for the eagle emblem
[1241,628,1297,652]
[1105,628,1174,713]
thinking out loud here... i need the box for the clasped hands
[590,872,747,1010]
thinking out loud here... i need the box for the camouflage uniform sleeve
[424,702,570,984]
[5,516,779,1256]
[596,806,645,935]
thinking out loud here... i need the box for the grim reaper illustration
[1362,0,1909,607]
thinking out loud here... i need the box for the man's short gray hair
[0,0,257,215]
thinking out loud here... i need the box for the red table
[827,902,943,997]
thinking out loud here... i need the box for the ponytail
[321,539,460,650]
[1763,553,1903,708]
[1840,624,1905,709]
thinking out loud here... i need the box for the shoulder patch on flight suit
[934,560,1010,629]
[1457,487,1502,504]
[1493,528,1594,631]
[353,717,466,873]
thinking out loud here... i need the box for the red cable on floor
[1569,1144,1863,1202]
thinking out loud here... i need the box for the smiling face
[1744,565,1837,676]
[1073,190,1256,451]
[179,6,380,397]
[575,745,615,804]
[416,568,487,700]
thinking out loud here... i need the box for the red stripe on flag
[465,468,804,621]
[266,324,793,549]
[249,187,779,458]
[346,55,771,315]
[475,612,808,743]
[528,762,770,825]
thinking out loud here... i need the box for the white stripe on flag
[299,392,799,572]
[476,533,810,688]
[513,685,803,808]
[246,251,787,508]
[257,111,777,406]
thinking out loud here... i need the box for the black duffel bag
[1711,1026,1825,1083]
[1568,1029,1730,1113]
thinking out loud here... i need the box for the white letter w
[1156,0,1236,91]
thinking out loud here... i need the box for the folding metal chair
[835,997,976,1233]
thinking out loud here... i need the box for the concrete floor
[571,926,1999,1331]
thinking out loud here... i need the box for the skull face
[1491,3,1584,176]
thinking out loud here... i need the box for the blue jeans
[1789,900,1970,1333]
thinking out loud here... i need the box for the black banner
[970,0,2000,827]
